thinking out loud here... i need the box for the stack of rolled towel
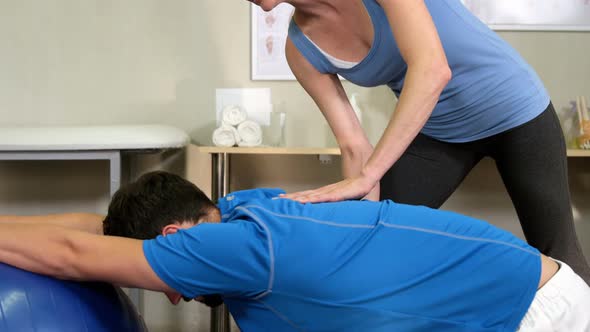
[212,105,263,147]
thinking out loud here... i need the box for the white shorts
[517,260,590,332]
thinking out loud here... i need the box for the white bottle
[349,93,363,125]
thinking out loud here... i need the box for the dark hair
[103,171,216,239]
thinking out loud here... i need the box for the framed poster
[251,3,296,80]
[462,0,590,31]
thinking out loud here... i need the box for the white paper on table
[216,88,272,126]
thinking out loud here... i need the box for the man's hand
[281,175,379,203]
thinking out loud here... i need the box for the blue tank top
[144,188,540,331]
[288,0,550,142]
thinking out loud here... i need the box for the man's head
[103,171,219,239]
[102,171,223,307]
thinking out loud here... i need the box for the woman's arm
[284,0,451,203]
[363,0,451,182]
[0,213,105,234]
[285,37,380,200]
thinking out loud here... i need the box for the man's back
[145,189,540,332]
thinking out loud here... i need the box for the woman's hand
[364,183,381,201]
[281,174,379,203]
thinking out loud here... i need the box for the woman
[250,0,590,283]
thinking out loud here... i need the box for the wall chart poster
[462,0,590,31]
[251,3,296,80]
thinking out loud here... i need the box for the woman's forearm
[340,140,374,179]
[362,62,451,182]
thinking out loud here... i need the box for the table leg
[109,152,142,312]
[210,152,231,332]
[109,152,121,197]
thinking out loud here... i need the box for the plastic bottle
[349,93,363,125]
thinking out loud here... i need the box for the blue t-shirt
[143,189,540,332]
[288,0,550,143]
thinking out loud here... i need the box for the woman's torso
[289,0,550,142]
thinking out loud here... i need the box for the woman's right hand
[281,171,379,203]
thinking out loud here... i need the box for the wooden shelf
[197,146,341,155]
[198,146,590,158]
[567,149,590,157]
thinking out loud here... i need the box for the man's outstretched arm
[0,213,105,234]
[0,223,173,293]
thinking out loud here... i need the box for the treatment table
[0,124,190,309]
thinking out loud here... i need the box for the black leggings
[381,103,590,284]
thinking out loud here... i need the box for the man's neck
[202,209,222,224]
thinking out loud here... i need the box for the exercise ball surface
[0,262,147,332]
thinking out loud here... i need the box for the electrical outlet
[318,154,332,165]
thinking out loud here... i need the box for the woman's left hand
[280,175,378,203]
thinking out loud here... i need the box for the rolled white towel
[237,120,262,147]
[222,105,248,127]
[212,125,240,147]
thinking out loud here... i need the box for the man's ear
[161,224,182,237]
[164,291,183,305]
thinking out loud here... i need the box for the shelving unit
[567,149,590,157]
[199,146,590,158]
[197,146,341,155]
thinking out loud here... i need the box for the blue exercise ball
[0,262,147,332]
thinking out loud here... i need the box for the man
[0,171,588,331]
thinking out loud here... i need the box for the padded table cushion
[0,125,189,151]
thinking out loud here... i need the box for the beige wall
[0,1,589,331]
